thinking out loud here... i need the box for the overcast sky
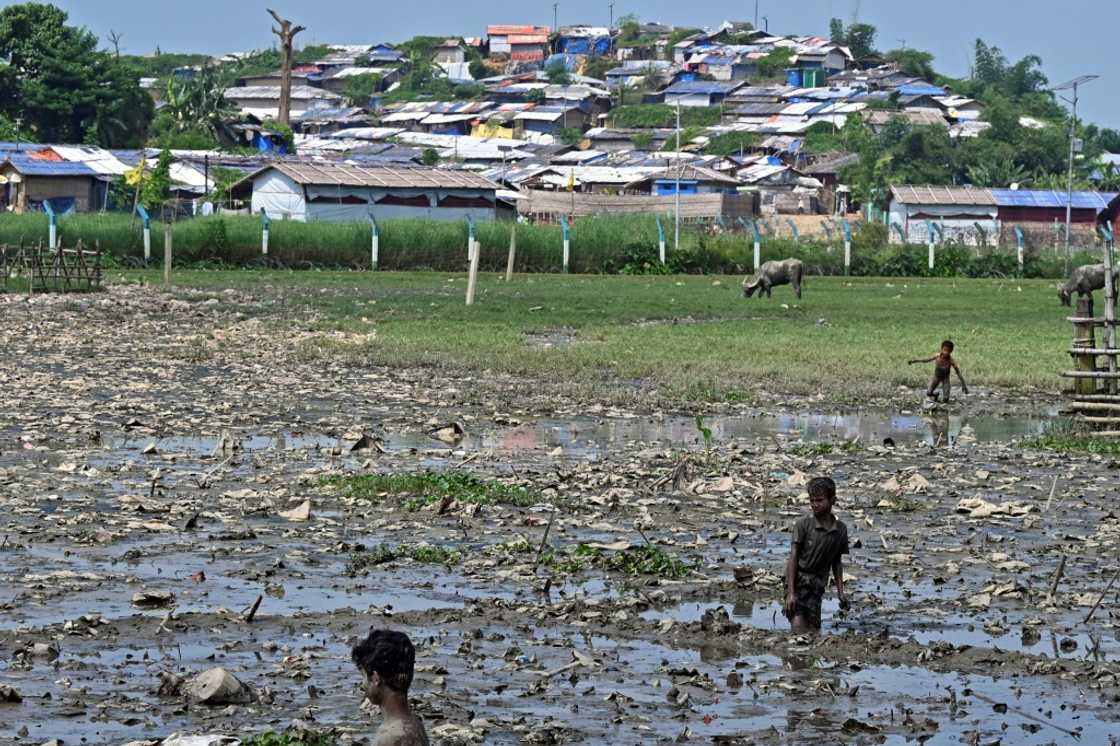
[10,0,1116,126]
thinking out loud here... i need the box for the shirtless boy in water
[909,340,968,403]
[352,629,430,746]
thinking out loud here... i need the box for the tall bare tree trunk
[267,9,306,126]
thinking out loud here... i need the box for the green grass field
[118,270,1070,405]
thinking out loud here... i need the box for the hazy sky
[9,0,1116,126]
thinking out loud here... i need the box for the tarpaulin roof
[664,80,743,95]
[1,156,96,177]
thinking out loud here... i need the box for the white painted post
[143,225,151,262]
[262,224,269,256]
[466,240,480,305]
[753,239,760,272]
[563,235,570,274]
[370,221,379,271]
[48,221,57,251]
[844,240,851,275]
[928,237,935,271]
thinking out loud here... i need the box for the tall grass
[0,211,1100,278]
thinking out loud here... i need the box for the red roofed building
[487,25,551,61]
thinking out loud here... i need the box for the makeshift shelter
[232,162,499,222]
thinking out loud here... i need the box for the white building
[232,162,499,222]
[224,85,343,119]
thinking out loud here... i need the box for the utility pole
[674,99,681,251]
[754,0,759,29]
[1053,75,1099,266]
[553,3,559,33]
[267,9,307,126]
[609,2,614,29]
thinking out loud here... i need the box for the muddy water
[3,285,1117,745]
[99,406,1063,466]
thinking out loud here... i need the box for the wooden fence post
[163,221,173,286]
[505,223,517,282]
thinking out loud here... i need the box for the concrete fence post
[368,216,379,270]
[842,219,853,276]
[138,205,151,262]
[926,219,935,272]
[656,215,666,265]
[261,209,270,256]
[560,215,571,274]
[1015,225,1026,272]
[44,200,57,250]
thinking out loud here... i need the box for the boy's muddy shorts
[783,576,826,629]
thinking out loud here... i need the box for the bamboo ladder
[1064,230,1120,435]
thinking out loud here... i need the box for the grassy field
[117,269,1070,404]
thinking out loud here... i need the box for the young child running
[784,477,850,633]
[909,339,968,403]
[352,629,430,746]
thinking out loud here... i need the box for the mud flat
[0,285,1117,744]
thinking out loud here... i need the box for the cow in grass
[742,259,804,300]
[1058,264,1119,306]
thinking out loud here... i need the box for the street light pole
[674,100,681,251]
[1053,74,1099,267]
[609,2,614,30]
[553,3,559,33]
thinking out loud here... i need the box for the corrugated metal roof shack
[0,155,101,213]
[888,185,1119,245]
[232,163,499,223]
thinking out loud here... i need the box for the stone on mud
[184,667,253,705]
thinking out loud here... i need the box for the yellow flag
[567,169,575,192]
[124,160,146,187]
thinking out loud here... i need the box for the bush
[0,210,1100,279]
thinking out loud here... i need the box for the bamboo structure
[0,240,103,293]
[1064,236,1120,434]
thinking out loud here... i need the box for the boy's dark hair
[807,477,836,501]
[941,340,954,352]
[351,629,416,694]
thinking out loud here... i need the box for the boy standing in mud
[785,477,850,633]
[352,629,430,746]
[909,340,968,403]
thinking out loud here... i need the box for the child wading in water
[352,629,430,746]
[784,477,850,632]
[909,340,968,403]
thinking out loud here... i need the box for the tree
[342,73,382,107]
[827,19,878,59]
[885,49,935,80]
[755,47,793,79]
[972,39,1047,98]
[150,62,235,145]
[557,127,584,147]
[0,2,153,146]
[421,148,439,166]
[618,14,641,44]
[141,147,173,212]
[267,8,306,126]
[844,23,878,60]
[546,60,571,85]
